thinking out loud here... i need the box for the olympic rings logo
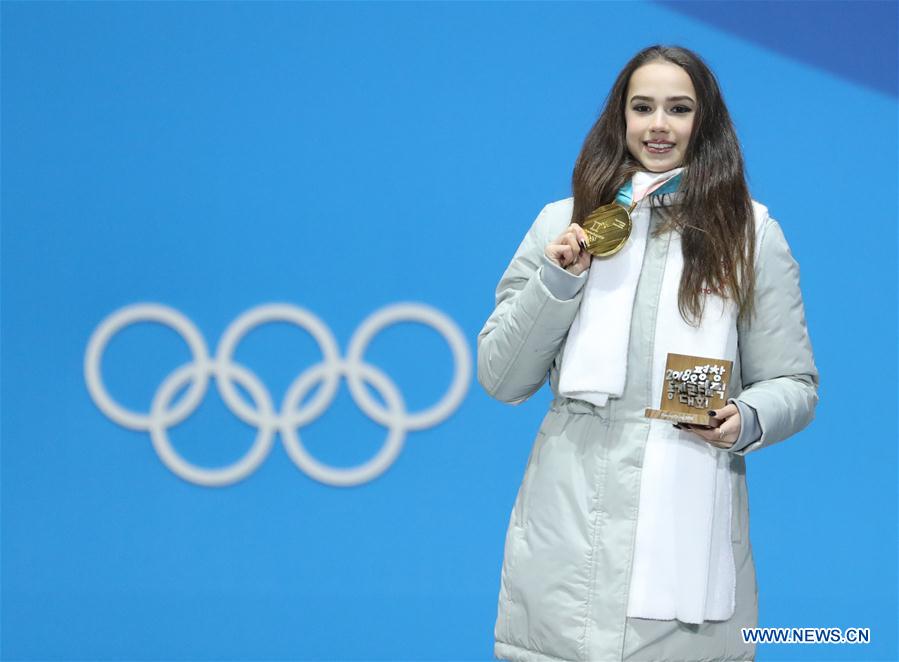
[84,302,471,488]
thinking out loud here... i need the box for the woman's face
[625,61,697,172]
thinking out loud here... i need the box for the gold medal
[581,200,638,257]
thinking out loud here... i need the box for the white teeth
[647,143,673,149]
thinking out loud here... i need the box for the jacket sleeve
[726,218,820,456]
[725,397,762,453]
[477,203,588,404]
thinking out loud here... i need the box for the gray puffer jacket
[478,197,819,662]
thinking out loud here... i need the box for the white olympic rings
[84,302,471,487]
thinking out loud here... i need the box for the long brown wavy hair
[572,45,757,328]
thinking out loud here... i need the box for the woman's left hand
[676,403,741,449]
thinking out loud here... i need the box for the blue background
[2,1,896,660]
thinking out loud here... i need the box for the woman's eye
[672,105,693,114]
[633,104,651,112]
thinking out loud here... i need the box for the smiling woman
[625,62,696,172]
[479,44,819,662]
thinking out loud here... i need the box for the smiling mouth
[645,142,675,154]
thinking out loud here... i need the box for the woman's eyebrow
[629,95,695,103]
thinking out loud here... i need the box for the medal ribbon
[615,170,683,207]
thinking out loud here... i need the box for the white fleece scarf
[559,168,763,623]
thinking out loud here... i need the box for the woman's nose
[649,109,669,132]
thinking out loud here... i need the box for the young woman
[477,45,819,662]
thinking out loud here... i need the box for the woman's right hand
[545,223,591,276]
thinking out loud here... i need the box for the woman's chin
[639,158,683,173]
